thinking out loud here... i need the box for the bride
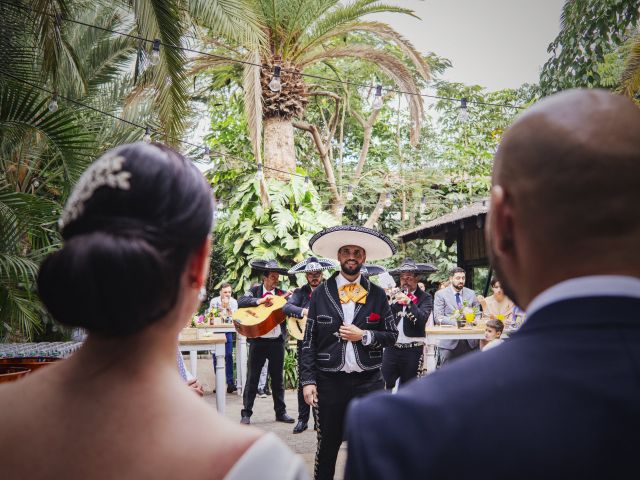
[0,143,307,480]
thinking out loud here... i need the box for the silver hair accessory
[58,151,132,230]
[198,287,207,302]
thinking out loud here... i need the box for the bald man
[343,89,640,480]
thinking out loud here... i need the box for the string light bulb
[48,92,59,113]
[256,163,264,180]
[149,39,161,66]
[268,65,282,92]
[346,185,354,201]
[384,192,392,208]
[372,84,383,110]
[203,146,211,162]
[420,195,426,213]
[143,126,152,143]
[458,97,469,123]
[304,176,309,189]
[336,204,344,216]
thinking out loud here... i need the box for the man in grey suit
[433,266,481,364]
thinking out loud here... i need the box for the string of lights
[3,65,485,216]
[4,0,525,112]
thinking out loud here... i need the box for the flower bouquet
[452,301,479,328]
[204,307,220,325]
[191,314,208,328]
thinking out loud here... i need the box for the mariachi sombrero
[249,259,290,275]
[360,264,387,277]
[388,258,437,276]
[309,225,396,261]
[288,256,337,275]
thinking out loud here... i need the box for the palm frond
[299,45,424,145]
[243,50,263,165]
[297,0,418,58]
[189,0,266,49]
[618,32,640,98]
[296,21,430,82]
[131,0,190,140]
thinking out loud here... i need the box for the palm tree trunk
[263,117,296,180]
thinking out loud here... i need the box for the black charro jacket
[391,287,433,339]
[300,272,398,386]
[282,283,313,319]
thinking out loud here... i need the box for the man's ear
[488,186,515,257]
[188,236,212,288]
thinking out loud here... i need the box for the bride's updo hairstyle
[38,142,214,336]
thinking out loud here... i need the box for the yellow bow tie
[338,283,367,304]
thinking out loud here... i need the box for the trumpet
[388,287,409,304]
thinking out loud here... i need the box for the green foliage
[208,170,336,294]
[283,344,298,390]
[539,0,640,94]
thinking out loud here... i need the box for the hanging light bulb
[304,176,310,189]
[268,65,282,92]
[336,204,344,216]
[48,92,59,113]
[420,195,426,213]
[372,84,383,110]
[346,184,354,201]
[33,179,40,188]
[384,192,392,208]
[143,126,152,143]
[203,146,211,162]
[149,39,161,66]
[458,97,469,123]
[256,163,264,180]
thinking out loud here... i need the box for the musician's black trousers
[296,341,317,425]
[314,369,384,480]
[242,338,286,418]
[381,345,423,389]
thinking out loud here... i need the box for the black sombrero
[309,225,396,261]
[360,264,387,277]
[249,259,290,275]
[388,258,437,276]
[288,256,338,275]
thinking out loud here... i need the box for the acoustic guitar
[232,295,287,338]
[286,316,307,341]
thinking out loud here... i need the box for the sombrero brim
[309,226,396,261]
[389,264,437,276]
[360,264,387,277]
[249,260,289,275]
[288,258,337,274]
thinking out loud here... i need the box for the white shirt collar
[526,275,640,317]
[336,272,361,287]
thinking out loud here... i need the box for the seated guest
[208,283,239,393]
[478,277,515,325]
[480,319,505,351]
[344,89,640,479]
[0,143,307,480]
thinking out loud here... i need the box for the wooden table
[424,326,491,374]
[182,325,248,396]
[178,330,227,413]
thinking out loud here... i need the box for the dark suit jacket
[283,284,313,319]
[345,296,640,480]
[391,287,432,338]
[300,272,397,386]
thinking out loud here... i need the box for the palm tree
[194,0,430,202]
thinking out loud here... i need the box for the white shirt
[396,290,425,345]
[335,273,364,373]
[259,289,282,339]
[209,296,238,317]
[526,275,640,318]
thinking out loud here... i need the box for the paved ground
[192,354,346,479]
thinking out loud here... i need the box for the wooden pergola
[397,200,490,291]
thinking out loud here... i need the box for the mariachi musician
[238,259,295,425]
[382,258,435,389]
[283,256,337,434]
[300,225,398,480]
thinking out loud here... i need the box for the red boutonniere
[368,312,380,322]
